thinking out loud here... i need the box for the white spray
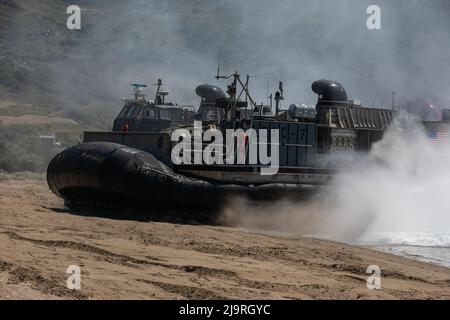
[221,123,450,246]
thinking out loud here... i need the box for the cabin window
[170,109,182,121]
[144,107,156,119]
[160,109,170,120]
[118,105,130,118]
[124,106,136,118]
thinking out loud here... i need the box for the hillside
[0,0,247,171]
[0,0,113,171]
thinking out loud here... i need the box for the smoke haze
[43,0,450,110]
[2,1,449,110]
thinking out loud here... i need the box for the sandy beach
[0,176,449,300]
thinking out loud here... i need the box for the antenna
[391,91,396,111]
[216,50,221,80]
[279,81,284,100]
[275,81,285,116]
[131,83,147,88]
[153,79,164,104]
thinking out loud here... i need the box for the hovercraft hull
[47,142,318,211]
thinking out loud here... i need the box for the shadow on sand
[44,205,222,227]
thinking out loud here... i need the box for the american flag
[428,130,449,143]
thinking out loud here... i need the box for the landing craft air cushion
[46,73,449,211]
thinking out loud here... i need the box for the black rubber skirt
[47,142,317,211]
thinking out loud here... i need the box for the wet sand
[0,176,449,299]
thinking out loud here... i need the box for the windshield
[160,109,170,120]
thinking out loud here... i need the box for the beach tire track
[2,231,166,268]
[136,279,227,300]
[0,257,87,299]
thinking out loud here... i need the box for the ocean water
[356,231,450,268]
